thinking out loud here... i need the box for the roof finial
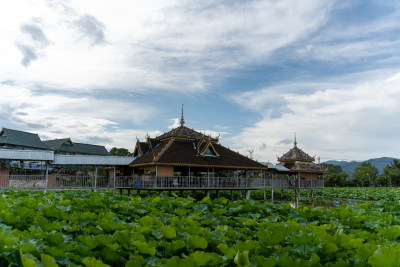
[294,132,297,147]
[180,104,185,126]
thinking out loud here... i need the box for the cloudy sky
[1,0,400,162]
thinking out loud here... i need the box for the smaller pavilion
[277,136,327,184]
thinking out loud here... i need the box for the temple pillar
[271,189,274,202]
[245,190,251,200]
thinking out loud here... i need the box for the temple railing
[0,175,324,190]
[116,176,324,190]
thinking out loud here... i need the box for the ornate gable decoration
[200,141,220,157]
[0,129,7,137]
[146,133,152,150]
[63,138,73,146]
[132,139,142,157]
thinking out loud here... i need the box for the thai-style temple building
[278,136,327,183]
[43,138,110,156]
[130,109,268,178]
[0,128,50,150]
[0,128,110,156]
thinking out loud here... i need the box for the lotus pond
[0,188,400,266]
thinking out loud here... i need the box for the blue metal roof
[0,149,134,166]
[52,155,134,166]
[267,163,290,172]
[0,149,54,161]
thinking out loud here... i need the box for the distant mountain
[323,157,398,177]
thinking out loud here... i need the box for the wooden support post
[127,189,131,196]
[296,189,300,207]
[113,167,116,188]
[271,189,274,202]
[240,190,243,199]
[245,190,251,200]
[311,190,314,202]
[263,189,266,202]
[169,190,172,196]
[192,190,196,198]
[119,188,122,195]
[207,168,210,187]
[159,190,164,196]
[94,167,97,192]
[44,162,49,193]
[205,190,210,198]
[180,190,183,197]
[230,190,233,200]
[216,190,220,198]
[136,189,140,196]
[281,189,284,199]
[147,190,150,197]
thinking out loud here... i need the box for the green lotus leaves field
[0,188,399,266]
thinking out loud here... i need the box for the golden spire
[180,104,185,126]
[294,133,297,147]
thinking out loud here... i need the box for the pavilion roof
[0,128,50,150]
[155,125,215,141]
[279,161,327,173]
[131,139,267,169]
[278,146,315,162]
[43,138,110,156]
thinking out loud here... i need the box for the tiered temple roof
[278,137,326,173]
[131,109,267,170]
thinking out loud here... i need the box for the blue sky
[1,0,400,162]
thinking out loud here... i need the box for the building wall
[300,172,318,180]
[157,166,174,176]
[48,174,57,187]
[0,168,9,188]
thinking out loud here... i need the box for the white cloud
[230,72,400,162]
[292,3,400,63]
[0,84,155,149]
[168,118,180,129]
[0,0,333,93]
[298,40,400,62]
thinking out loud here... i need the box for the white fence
[0,175,324,190]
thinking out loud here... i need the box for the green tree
[353,162,379,187]
[376,174,390,187]
[322,164,349,187]
[110,147,130,156]
[382,159,400,186]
